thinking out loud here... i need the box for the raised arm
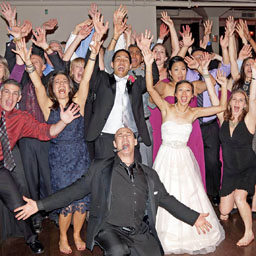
[243,20,256,54]
[12,38,52,120]
[177,26,194,58]
[161,11,180,57]
[73,31,103,115]
[1,1,16,27]
[245,60,256,133]
[142,47,167,116]
[193,70,227,121]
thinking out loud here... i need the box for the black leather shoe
[28,239,44,254]
[33,221,42,234]
[212,195,220,206]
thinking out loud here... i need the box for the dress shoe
[212,195,220,206]
[28,239,44,254]
[33,221,42,234]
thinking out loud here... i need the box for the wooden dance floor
[1,207,256,256]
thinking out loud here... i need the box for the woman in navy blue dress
[14,33,103,253]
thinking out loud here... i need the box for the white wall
[0,3,156,55]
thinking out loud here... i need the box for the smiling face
[152,44,167,67]
[229,92,247,117]
[169,61,187,82]
[111,50,132,78]
[52,74,70,100]
[175,82,193,105]
[129,46,143,69]
[0,83,21,112]
[113,127,137,156]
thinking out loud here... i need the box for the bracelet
[26,65,35,74]
[44,46,51,52]
[26,64,33,68]
[13,37,22,43]
[112,38,117,42]
[89,57,96,61]
[203,74,210,78]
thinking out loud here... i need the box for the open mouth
[233,106,240,113]
[181,97,188,103]
[58,87,66,94]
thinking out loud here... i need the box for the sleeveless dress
[219,120,256,196]
[149,96,206,189]
[154,121,224,254]
[47,109,90,215]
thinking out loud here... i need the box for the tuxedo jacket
[37,156,199,254]
[85,58,159,146]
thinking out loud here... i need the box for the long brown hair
[232,57,254,91]
[47,71,76,110]
[224,89,249,121]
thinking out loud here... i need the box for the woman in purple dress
[149,56,215,189]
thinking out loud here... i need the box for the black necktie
[0,111,16,171]
[197,74,204,124]
[122,162,135,182]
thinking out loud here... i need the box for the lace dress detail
[47,108,90,215]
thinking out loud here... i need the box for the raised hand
[179,25,191,37]
[243,20,251,42]
[73,19,92,35]
[14,196,38,221]
[159,23,169,40]
[161,11,174,28]
[220,31,229,49]
[42,18,58,32]
[113,5,128,25]
[11,38,31,64]
[32,27,48,49]
[1,1,16,26]
[184,55,199,70]
[8,20,32,39]
[136,29,153,51]
[194,213,212,235]
[203,20,212,36]
[77,24,93,40]
[238,44,252,61]
[92,12,109,38]
[141,48,154,66]
[226,16,236,36]
[181,31,194,48]
[216,69,227,87]
[198,52,211,71]
[90,32,103,55]
[60,103,81,125]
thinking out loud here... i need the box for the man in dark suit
[15,127,212,256]
[86,48,158,160]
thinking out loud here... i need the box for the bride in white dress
[142,46,226,254]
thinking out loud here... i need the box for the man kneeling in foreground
[15,127,212,256]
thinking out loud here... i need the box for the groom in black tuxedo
[85,49,158,160]
[15,127,212,256]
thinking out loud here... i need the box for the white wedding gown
[154,121,225,255]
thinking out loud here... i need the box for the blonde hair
[0,56,10,82]
[69,58,85,80]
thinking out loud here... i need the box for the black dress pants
[200,119,222,196]
[19,138,51,223]
[0,167,37,244]
[95,223,162,256]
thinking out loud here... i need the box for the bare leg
[59,212,73,254]
[234,189,254,246]
[251,185,256,212]
[73,211,86,251]
[219,191,235,220]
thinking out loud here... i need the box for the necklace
[229,120,239,128]
[175,103,189,114]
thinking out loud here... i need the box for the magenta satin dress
[149,95,206,190]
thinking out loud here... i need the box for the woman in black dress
[212,66,256,247]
